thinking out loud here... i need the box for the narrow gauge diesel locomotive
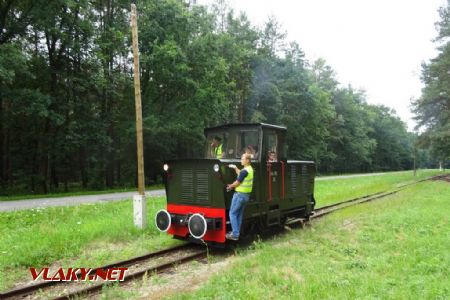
[155,123,315,244]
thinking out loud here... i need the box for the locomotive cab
[156,123,316,244]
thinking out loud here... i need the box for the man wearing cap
[211,136,223,159]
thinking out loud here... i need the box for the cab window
[236,130,259,160]
[205,132,228,159]
[265,132,278,162]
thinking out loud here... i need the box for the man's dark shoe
[226,233,239,241]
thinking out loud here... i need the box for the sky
[197,0,446,131]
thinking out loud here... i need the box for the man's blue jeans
[229,192,250,237]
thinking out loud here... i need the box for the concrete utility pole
[131,3,147,229]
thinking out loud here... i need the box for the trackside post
[131,3,147,228]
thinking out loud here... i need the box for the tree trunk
[51,162,58,189]
[63,160,68,192]
[3,120,11,189]
[0,99,10,188]
[38,134,49,194]
[0,97,4,189]
[30,139,38,192]
[79,146,88,188]
[116,157,121,185]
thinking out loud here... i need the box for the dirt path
[0,190,165,212]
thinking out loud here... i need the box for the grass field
[314,169,442,207]
[0,197,181,290]
[175,180,450,299]
[0,170,438,202]
[0,170,445,292]
[0,184,164,201]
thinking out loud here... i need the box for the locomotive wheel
[256,216,270,235]
[240,221,256,239]
[231,221,257,245]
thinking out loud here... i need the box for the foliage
[0,0,424,194]
[412,0,450,165]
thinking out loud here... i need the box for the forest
[0,0,448,194]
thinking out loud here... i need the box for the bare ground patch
[92,251,235,300]
[431,174,450,183]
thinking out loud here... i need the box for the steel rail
[0,243,198,299]
[311,174,448,219]
[1,173,447,299]
[312,190,400,219]
[315,191,385,212]
[60,174,447,299]
[52,250,207,300]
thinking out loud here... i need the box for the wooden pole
[131,3,147,228]
[131,3,145,196]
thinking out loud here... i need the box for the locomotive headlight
[163,164,169,171]
[213,164,220,172]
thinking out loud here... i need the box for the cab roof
[204,123,287,134]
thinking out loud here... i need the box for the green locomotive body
[156,123,315,244]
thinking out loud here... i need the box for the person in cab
[267,150,277,162]
[211,136,224,159]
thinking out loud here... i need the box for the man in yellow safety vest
[226,153,254,240]
[211,136,223,159]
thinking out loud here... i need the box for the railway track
[311,173,448,219]
[311,190,398,219]
[1,244,207,300]
[2,173,447,299]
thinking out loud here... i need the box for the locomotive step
[285,217,306,225]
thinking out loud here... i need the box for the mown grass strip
[0,170,444,291]
[0,197,180,290]
[0,184,164,202]
[314,169,442,207]
[174,181,450,300]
